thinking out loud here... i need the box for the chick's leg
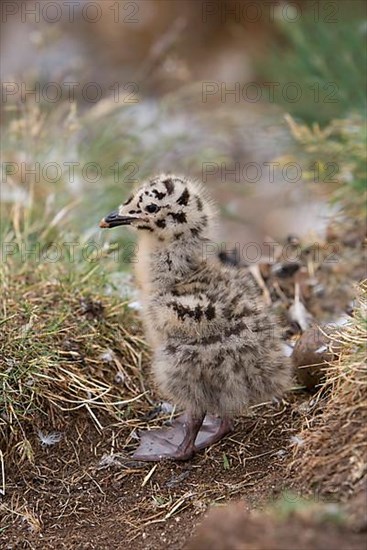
[194,417,233,450]
[172,412,206,459]
[133,413,233,461]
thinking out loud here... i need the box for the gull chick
[100,174,291,461]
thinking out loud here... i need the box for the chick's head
[99,174,216,243]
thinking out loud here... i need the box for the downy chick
[100,174,291,460]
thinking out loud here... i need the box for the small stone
[292,325,341,390]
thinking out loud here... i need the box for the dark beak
[99,210,138,229]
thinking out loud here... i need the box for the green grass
[259,3,367,124]
[283,113,367,218]
[0,258,149,466]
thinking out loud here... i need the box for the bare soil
[1,395,304,549]
[3,392,366,549]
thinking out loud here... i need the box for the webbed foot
[132,414,232,461]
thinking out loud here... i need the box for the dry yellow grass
[289,281,367,498]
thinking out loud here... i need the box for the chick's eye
[146,204,159,213]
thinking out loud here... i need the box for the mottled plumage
[100,174,291,460]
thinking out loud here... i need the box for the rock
[292,326,337,390]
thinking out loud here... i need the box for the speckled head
[99,174,216,243]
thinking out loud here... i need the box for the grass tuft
[288,281,367,498]
[0,258,151,478]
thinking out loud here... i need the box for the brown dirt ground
[1,393,305,549]
[2,391,366,550]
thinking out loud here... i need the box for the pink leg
[194,417,234,451]
[173,413,206,459]
[133,413,233,462]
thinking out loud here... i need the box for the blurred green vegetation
[271,492,346,525]
[0,96,224,275]
[283,113,366,218]
[1,1,366,278]
[1,103,138,273]
[260,7,367,124]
